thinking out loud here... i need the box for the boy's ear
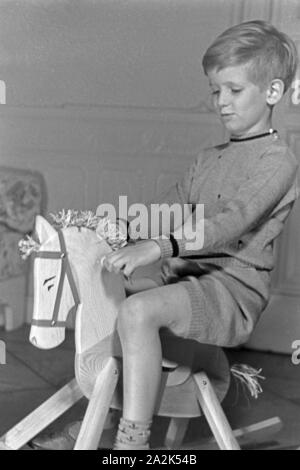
[266,79,285,105]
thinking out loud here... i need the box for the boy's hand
[102,240,161,279]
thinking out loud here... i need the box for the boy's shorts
[147,258,271,348]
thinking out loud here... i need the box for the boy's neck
[230,128,277,142]
[230,112,273,140]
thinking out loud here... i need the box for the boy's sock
[114,417,152,450]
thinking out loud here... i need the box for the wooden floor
[1,326,300,450]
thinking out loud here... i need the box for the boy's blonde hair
[202,20,298,93]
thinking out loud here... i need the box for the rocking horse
[0,211,267,450]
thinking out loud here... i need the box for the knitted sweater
[149,133,299,271]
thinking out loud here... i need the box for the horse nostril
[31,336,37,346]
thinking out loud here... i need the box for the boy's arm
[118,155,200,239]
[154,147,299,259]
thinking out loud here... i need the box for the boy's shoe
[30,421,81,450]
[30,410,119,450]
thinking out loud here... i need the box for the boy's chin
[223,122,243,135]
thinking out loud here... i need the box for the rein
[31,229,81,328]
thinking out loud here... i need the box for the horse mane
[51,209,100,230]
[19,209,127,259]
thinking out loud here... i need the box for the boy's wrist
[151,236,179,259]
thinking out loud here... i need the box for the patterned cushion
[0,167,45,280]
[0,226,25,280]
[0,167,46,233]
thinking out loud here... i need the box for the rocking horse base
[1,354,237,450]
[0,354,281,450]
[29,421,81,451]
[29,412,118,451]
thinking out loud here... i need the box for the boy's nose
[217,90,231,107]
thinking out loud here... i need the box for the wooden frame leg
[0,379,83,450]
[74,357,120,450]
[193,371,240,450]
[165,418,190,449]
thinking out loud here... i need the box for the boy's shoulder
[196,142,229,163]
[261,137,298,170]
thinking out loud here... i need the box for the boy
[33,20,299,450]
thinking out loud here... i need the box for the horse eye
[43,275,56,286]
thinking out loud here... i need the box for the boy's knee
[117,296,152,337]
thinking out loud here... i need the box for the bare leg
[123,277,161,296]
[117,283,192,423]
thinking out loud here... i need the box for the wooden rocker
[0,212,242,450]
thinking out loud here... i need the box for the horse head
[29,215,79,349]
[27,213,126,351]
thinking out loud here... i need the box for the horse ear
[35,215,57,244]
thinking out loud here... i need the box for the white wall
[0,0,241,109]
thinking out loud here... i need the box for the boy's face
[207,64,271,138]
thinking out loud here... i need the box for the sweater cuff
[151,237,174,259]
[152,236,188,259]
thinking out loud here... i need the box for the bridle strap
[30,319,70,327]
[31,230,81,328]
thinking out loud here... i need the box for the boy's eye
[211,89,220,95]
[231,89,242,94]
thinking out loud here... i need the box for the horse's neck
[71,242,126,355]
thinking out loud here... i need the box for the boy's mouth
[221,113,234,119]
